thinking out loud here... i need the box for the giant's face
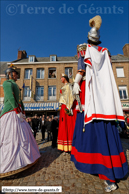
[61,76,65,83]
[9,71,18,81]
[12,72,18,81]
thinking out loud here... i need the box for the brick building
[0,52,78,117]
[0,44,129,116]
[111,43,129,113]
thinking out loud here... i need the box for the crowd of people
[26,114,59,148]
[26,111,129,148]
[116,112,129,137]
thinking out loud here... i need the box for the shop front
[122,102,129,113]
[24,102,59,117]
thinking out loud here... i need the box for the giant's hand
[22,114,26,120]
[22,111,26,120]
[73,83,81,95]
[72,73,82,95]
[17,112,24,122]
[14,107,25,122]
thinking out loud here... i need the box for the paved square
[0,132,129,194]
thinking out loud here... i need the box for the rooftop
[111,54,129,61]
[0,53,129,74]
[11,56,78,64]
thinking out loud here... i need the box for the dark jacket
[46,121,52,132]
[40,119,46,130]
[51,119,59,132]
[32,118,40,130]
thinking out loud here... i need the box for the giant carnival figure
[71,15,128,192]
[0,65,40,178]
[57,73,77,153]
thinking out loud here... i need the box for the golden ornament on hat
[10,63,17,70]
[61,73,68,77]
[10,63,14,67]
[89,15,102,30]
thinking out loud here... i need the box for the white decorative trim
[7,61,77,65]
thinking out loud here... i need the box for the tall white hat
[88,15,102,43]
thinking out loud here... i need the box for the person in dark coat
[46,117,52,141]
[32,114,40,139]
[40,115,46,141]
[51,117,59,148]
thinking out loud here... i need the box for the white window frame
[23,86,31,101]
[29,56,35,62]
[24,69,32,79]
[50,55,56,62]
[36,68,44,79]
[118,86,128,99]
[48,68,56,78]
[65,67,73,78]
[48,86,56,100]
[116,67,125,77]
[36,86,44,101]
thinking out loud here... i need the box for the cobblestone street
[0,131,129,194]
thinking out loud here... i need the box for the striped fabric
[71,113,128,182]
[0,111,40,174]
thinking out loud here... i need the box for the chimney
[122,44,129,57]
[17,50,27,59]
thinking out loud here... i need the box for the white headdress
[88,15,102,43]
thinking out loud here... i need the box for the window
[50,55,56,61]
[48,86,56,100]
[116,68,125,77]
[23,86,31,101]
[48,68,56,78]
[65,67,73,78]
[36,86,44,101]
[24,69,32,79]
[36,69,44,79]
[118,86,128,99]
[29,56,35,62]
